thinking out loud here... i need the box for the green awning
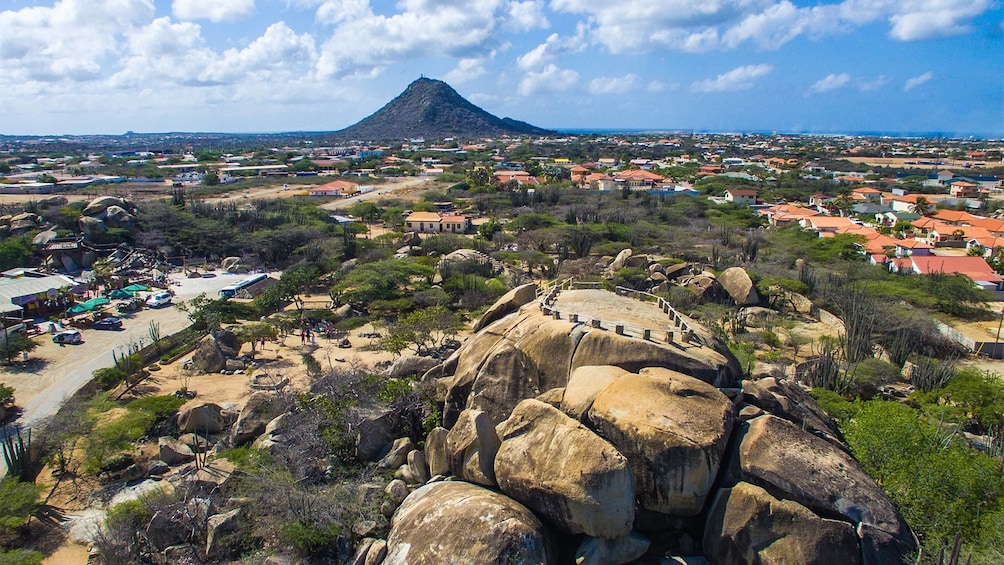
[67,296,110,314]
[108,289,132,299]
[122,284,150,293]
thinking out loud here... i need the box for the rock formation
[375,286,917,564]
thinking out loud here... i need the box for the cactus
[2,427,38,483]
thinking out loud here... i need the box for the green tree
[911,196,934,216]
[0,333,38,364]
[0,237,34,271]
[381,306,463,357]
[201,171,220,186]
[233,322,278,357]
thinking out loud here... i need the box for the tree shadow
[1,358,49,374]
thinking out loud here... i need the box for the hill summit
[334,78,554,141]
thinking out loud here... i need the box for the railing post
[570,313,579,323]
[643,329,651,340]
[591,319,602,329]
[615,324,625,335]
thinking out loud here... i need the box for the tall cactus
[2,427,38,483]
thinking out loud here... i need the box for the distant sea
[556,128,997,140]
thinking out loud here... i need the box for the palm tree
[911,196,934,216]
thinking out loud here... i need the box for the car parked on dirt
[92,317,123,330]
[146,292,173,308]
[53,329,82,344]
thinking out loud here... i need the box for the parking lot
[2,273,249,427]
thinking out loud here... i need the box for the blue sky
[0,0,1001,137]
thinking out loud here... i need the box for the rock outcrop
[719,267,760,306]
[384,481,554,565]
[495,399,635,538]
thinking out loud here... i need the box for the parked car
[146,292,173,308]
[53,329,82,344]
[92,317,123,330]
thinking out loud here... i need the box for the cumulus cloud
[315,0,554,78]
[516,28,587,71]
[807,72,851,95]
[173,0,256,22]
[588,74,640,94]
[550,0,993,54]
[0,0,154,84]
[691,64,772,93]
[518,63,579,95]
[904,71,934,91]
[445,54,494,83]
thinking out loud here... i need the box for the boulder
[535,387,565,407]
[385,479,410,505]
[225,359,246,372]
[352,403,397,461]
[609,248,633,271]
[719,267,760,306]
[731,415,916,564]
[588,368,736,516]
[443,290,740,427]
[159,437,195,465]
[205,507,240,557]
[32,229,58,248]
[560,365,629,422]
[624,254,650,269]
[191,330,241,373]
[177,402,225,434]
[703,482,860,565]
[575,531,650,565]
[364,539,387,565]
[82,196,124,216]
[424,427,450,476]
[472,282,537,332]
[406,450,429,484]
[446,409,501,486]
[78,215,106,239]
[384,481,554,565]
[352,538,376,565]
[378,437,416,470]
[739,306,775,328]
[231,392,289,447]
[103,205,135,229]
[495,399,635,538]
[663,262,691,280]
[385,355,440,379]
[741,377,841,442]
[67,509,106,544]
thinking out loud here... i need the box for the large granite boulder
[495,399,635,539]
[472,282,537,332]
[177,402,225,434]
[82,196,125,217]
[560,365,629,421]
[384,481,554,565]
[78,215,106,239]
[609,248,633,271]
[730,415,916,564]
[588,367,736,516]
[442,289,740,427]
[719,267,760,306]
[741,377,842,443]
[385,355,440,379]
[445,409,500,486]
[191,330,240,373]
[704,481,861,565]
[158,437,195,465]
[103,205,136,229]
[351,403,397,462]
[231,392,289,446]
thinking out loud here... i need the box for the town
[2,125,1004,565]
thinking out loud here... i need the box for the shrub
[279,520,341,556]
[0,549,44,565]
[848,358,902,399]
[126,395,185,420]
[0,478,40,535]
[92,367,127,391]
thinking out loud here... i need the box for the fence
[536,279,697,346]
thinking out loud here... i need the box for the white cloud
[691,64,772,93]
[445,54,494,83]
[857,75,887,91]
[518,63,579,95]
[315,0,550,78]
[516,28,587,71]
[315,0,372,25]
[647,80,676,92]
[588,74,640,94]
[888,0,992,41]
[172,0,255,22]
[807,72,851,95]
[506,0,549,31]
[550,0,994,54]
[0,0,154,84]
[904,71,934,91]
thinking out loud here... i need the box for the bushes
[0,478,40,546]
[0,549,43,565]
[126,395,185,421]
[280,521,341,556]
[92,367,127,391]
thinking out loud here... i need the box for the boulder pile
[363,287,916,565]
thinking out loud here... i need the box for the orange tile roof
[932,210,977,224]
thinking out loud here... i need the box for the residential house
[308,179,358,197]
[894,239,933,257]
[808,193,832,208]
[898,255,1003,291]
[698,165,723,176]
[851,186,882,201]
[495,171,541,186]
[876,211,920,226]
[759,204,819,226]
[613,169,666,189]
[404,212,471,234]
[967,236,1004,258]
[950,181,979,198]
[800,216,857,234]
[582,172,616,191]
[723,189,758,206]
